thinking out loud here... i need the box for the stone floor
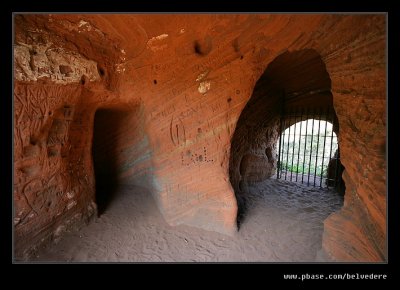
[29,178,343,263]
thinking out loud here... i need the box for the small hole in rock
[153,79,157,85]
[240,55,244,60]
[227,97,232,103]
[194,41,202,55]
[98,68,105,77]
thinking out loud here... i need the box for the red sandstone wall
[13,14,386,261]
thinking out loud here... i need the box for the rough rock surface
[13,14,386,261]
[14,43,100,83]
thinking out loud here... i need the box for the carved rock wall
[14,83,95,257]
[14,14,386,261]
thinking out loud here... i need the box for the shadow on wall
[229,49,341,228]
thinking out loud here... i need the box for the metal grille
[276,107,342,189]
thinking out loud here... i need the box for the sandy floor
[30,179,343,262]
[273,172,329,188]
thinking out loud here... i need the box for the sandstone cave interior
[13,14,386,262]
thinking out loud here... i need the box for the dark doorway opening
[92,108,131,215]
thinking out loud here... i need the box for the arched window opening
[275,108,344,193]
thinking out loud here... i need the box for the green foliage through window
[277,120,338,178]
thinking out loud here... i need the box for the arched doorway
[228,49,345,259]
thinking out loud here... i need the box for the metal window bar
[290,108,297,182]
[307,109,316,186]
[313,110,322,186]
[319,107,329,187]
[295,108,303,182]
[285,112,291,181]
[280,113,286,180]
[301,110,309,184]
